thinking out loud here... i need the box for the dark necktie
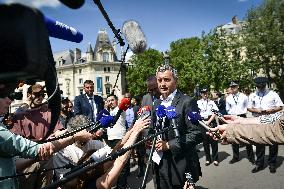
[89,97,94,111]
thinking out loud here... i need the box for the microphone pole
[140,117,164,189]
[93,0,124,47]
[43,127,170,189]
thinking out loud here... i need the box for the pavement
[127,143,284,189]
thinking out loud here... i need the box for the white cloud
[238,0,249,2]
[4,0,61,8]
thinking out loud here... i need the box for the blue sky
[1,0,264,54]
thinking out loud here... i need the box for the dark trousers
[231,114,255,162]
[203,134,218,162]
[231,143,255,161]
[255,144,278,166]
[106,139,130,189]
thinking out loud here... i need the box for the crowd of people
[1,4,284,189]
[1,63,284,189]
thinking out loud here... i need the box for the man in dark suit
[141,75,161,109]
[151,64,203,189]
[74,80,104,122]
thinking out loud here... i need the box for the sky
[1,0,264,56]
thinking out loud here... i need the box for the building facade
[54,29,127,101]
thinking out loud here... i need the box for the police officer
[197,88,219,166]
[226,81,255,164]
[247,77,284,173]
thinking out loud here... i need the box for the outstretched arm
[96,117,150,189]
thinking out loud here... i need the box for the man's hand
[155,139,169,151]
[74,130,93,143]
[207,125,229,145]
[220,115,241,124]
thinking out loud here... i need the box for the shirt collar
[86,94,94,99]
[160,89,177,103]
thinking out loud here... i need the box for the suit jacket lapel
[171,91,182,107]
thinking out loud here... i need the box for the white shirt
[197,98,219,119]
[160,89,177,108]
[86,94,98,121]
[53,140,105,178]
[226,92,248,115]
[248,89,283,117]
[107,106,126,140]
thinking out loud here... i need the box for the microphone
[44,16,83,43]
[122,20,147,54]
[89,115,115,133]
[58,0,85,9]
[113,98,131,124]
[96,109,110,121]
[187,111,221,139]
[137,105,151,119]
[165,106,179,138]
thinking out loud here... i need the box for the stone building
[54,29,127,100]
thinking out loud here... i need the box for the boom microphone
[166,106,180,138]
[58,0,85,9]
[187,111,221,139]
[122,20,147,54]
[44,16,83,43]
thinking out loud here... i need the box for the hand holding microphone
[187,111,222,140]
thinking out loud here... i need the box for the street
[128,144,284,189]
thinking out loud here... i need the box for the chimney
[74,48,81,62]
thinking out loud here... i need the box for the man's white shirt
[226,92,248,115]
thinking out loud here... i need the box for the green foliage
[126,49,163,96]
[244,0,284,99]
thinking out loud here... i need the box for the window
[58,71,61,75]
[106,86,111,95]
[79,78,83,84]
[96,77,103,93]
[79,69,82,74]
[79,89,83,94]
[105,76,110,83]
[104,67,111,73]
[103,52,109,62]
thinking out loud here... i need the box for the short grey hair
[67,115,91,132]
[155,64,178,80]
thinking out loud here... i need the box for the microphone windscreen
[99,115,115,128]
[137,105,151,116]
[156,105,166,119]
[118,98,131,111]
[122,20,147,54]
[166,106,177,119]
[96,109,110,121]
[44,16,83,43]
[58,0,85,9]
[187,111,202,124]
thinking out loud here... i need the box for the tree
[126,49,163,95]
[244,0,284,99]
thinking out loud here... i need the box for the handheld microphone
[166,106,179,138]
[96,109,110,121]
[113,98,131,124]
[137,105,151,119]
[155,105,166,133]
[44,16,83,43]
[89,115,115,133]
[187,111,221,139]
[122,20,147,54]
[58,0,85,9]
